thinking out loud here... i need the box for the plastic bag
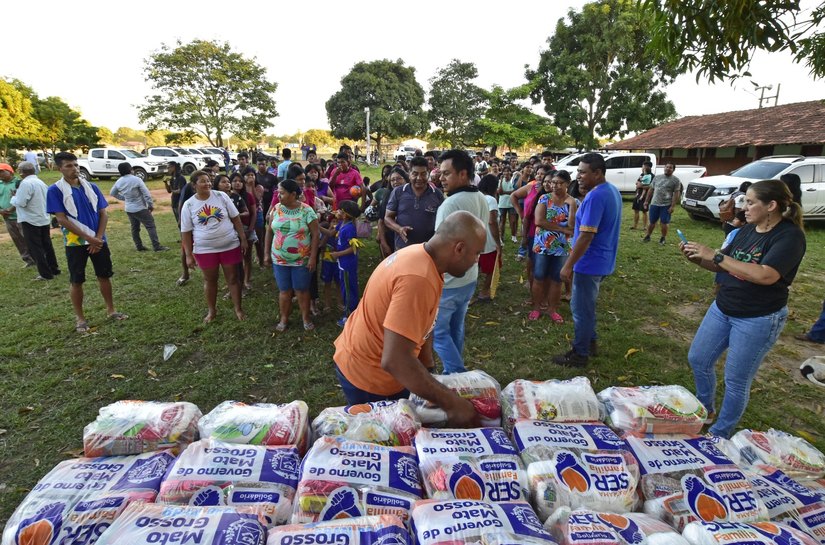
[501,377,601,432]
[682,521,819,545]
[625,435,736,501]
[94,503,267,545]
[411,499,556,545]
[546,507,690,545]
[512,420,639,521]
[198,400,309,453]
[408,370,502,427]
[598,386,708,435]
[747,467,825,543]
[642,467,767,532]
[311,399,421,446]
[83,400,201,457]
[157,438,301,526]
[291,436,422,525]
[731,429,825,480]
[415,427,529,503]
[2,451,174,545]
[268,515,412,545]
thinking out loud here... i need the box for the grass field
[1,165,824,523]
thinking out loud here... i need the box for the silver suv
[682,156,825,220]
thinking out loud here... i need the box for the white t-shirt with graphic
[180,190,240,254]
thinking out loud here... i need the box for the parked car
[145,147,205,175]
[77,149,167,181]
[555,152,707,193]
[393,145,419,161]
[682,155,825,220]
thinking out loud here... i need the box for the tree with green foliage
[428,59,488,147]
[644,0,825,82]
[97,127,115,145]
[32,96,100,153]
[326,59,427,152]
[0,79,40,145]
[471,85,569,155]
[139,39,278,147]
[526,0,678,149]
[302,128,336,148]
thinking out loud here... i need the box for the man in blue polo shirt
[383,156,444,250]
[553,153,621,367]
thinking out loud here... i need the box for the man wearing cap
[0,162,35,267]
[332,210,487,428]
[11,162,59,280]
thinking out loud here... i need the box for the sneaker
[136,246,148,251]
[154,246,170,252]
[511,235,518,243]
[552,350,589,368]
[642,236,651,243]
[659,237,666,245]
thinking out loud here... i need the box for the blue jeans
[807,300,825,343]
[571,272,605,356]
[334,364,407,404]
[434,281,476,374]
[688,301,788,438]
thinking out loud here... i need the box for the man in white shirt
[110,162,168,252]
[23,149,40,173]
[11,162,59,279]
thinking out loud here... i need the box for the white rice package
[732,429,825,480]
[157,438,301,525]
[682,521,819,545]
[598,386,708,435]
[198,400,309,453]
[513,420,640,521]
[267,515,412,545]
[546,507,690,545]
[411,499,556,545]
[94,503,267,545]
[415,427,529,502]
[83,400,201,457]
[2,451,174,545]
[311,399,421,446]
[291,436,423,524]
[501,377,601,432]
[408,370,502,427]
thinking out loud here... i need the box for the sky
[5,0,825,140]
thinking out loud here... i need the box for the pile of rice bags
[198,400,309,454]
[501,377,601,433]
[732,429,825,480]
[598,386,708,436]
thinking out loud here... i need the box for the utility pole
[364,107,371,164]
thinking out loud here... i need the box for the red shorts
[479,250,498,275]
[194,246,242,269]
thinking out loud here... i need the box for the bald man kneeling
[332,210,487,428]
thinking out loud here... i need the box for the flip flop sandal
[303,322,315,331]
[107,312,129,321]
[76,320,90,333]
[528,310,541,321]
[547,312,565,324]
[176,277,190,287]
[275,322,287,332]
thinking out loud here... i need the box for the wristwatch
[713,251,725,265]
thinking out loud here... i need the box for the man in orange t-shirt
[333,210,487,428]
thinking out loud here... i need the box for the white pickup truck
[555,152,707,193]
[78,148,167,181]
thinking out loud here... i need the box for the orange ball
[349,185,363,198]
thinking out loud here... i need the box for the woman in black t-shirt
[680,179,806,438]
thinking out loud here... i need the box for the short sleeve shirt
[333,245,443,395]
[649,174,681,206]
[180,190,240,254]
[483,194,499,253]
[46,182,109,246]
[716,221,806,317]
[270,202,318,266]
[330,168,363,203]
[573,182,622,275]
[335,221,357,270]
[385,184,444,249]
